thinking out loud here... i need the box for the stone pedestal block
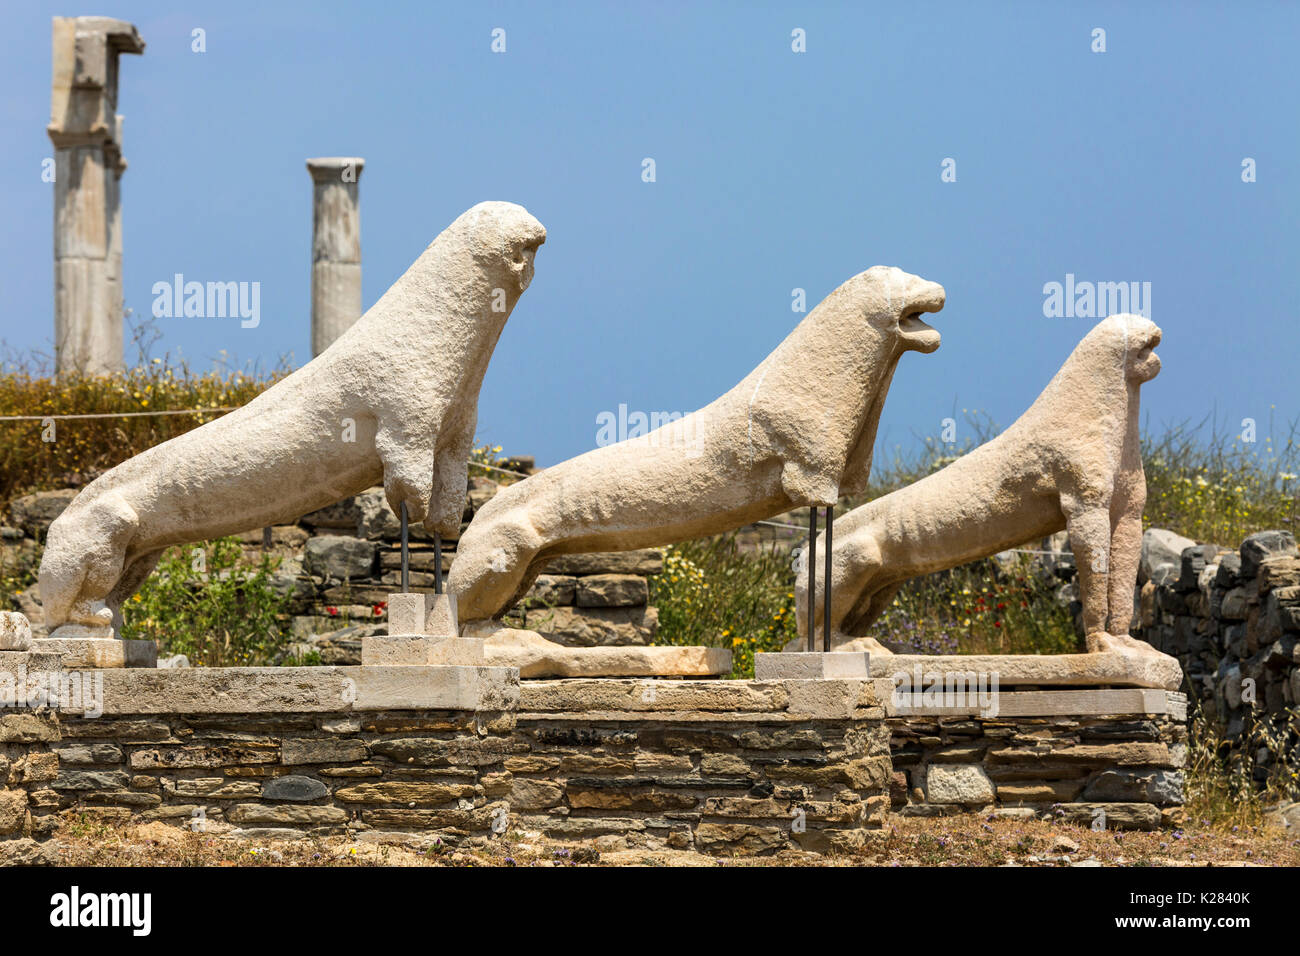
[386,592,458,637]
[361,635,485,666]
[755,651,870,681]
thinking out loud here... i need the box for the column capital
[307,157,365,183]
[48,17,144,145]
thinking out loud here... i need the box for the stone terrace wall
[0,675,894,856]
[0,675,1192,855]
[32,709,517,840]
[508,679,892,853]
[3,467,664,657]
[889,700,1187,831]
[1134,529,1299,779]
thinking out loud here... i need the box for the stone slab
[474,626,731,678]
[49,664,518,715]
[755,651,869,680]
[350,665,518,712]
[888,688,1185,719]
[361,635,485,666]
[29,637,157,669]
[869,651,1183,690]
[516,677,890,720]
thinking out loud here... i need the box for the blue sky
[2,1,1296,467]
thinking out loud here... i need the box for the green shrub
[120,537,293,666]
[650,537,798,678]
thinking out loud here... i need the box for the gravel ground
[23,810,1300,867]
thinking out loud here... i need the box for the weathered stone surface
[1141,528,1195,587]
[542,550,665,577]
[519,678,785,714]
[995,781,1083,803]
[52,769,130,791]
[575,574,649,608]
[225,804,348,826]
[130,745,278,770]
[0,790,28,835]
[333,781,476,804]
[0,612,32,651]
[166,778,261,799]
[0,715,59,743]
[867,651,1182,691]
[923,764,994,805]
[54,743,122,765]
[528,606,658,646]
[361,635,484,667]
[1053,802,1162,831]
[480,626,729,678]
[507,778,564,810]
[29,636,156,668]
[307,156,365,356]
[305,536,377,581]
[693,823,785,854]
[1081,769,1184,805]
[755,651,869,680]
[8,490,78,540]
[262,775,329,802]
[987,742,1173,768]
[1240,531,1297,579]
[522,575,577,607]
[281,738,366,765]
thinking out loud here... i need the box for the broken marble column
[48,17,144,375]
[307,157,364,356]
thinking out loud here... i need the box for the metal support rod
[806,507,817,652]
[400,502,409,593]
[823,506,834,652]
[433,532,444,594]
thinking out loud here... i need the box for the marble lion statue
[450,266,947,623]
[38,201,546,637]
[797,313,1163,657]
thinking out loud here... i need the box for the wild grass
[0,355,281,503]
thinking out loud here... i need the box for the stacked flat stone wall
[1134,529,1299,781]
[507,679,892,853]
[0,674,1194,857]
[889,695,1187,831]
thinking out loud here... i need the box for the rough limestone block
[451,266,947,622]
[866,651,1182,691]
[800,315,1167,663]
[349,665,519,712]
[0,612,32,651]
[754,651,869,681]
[924,764,995,805]
[28,637,156,669]
[574,574,648,608]
[361,635,484,667]
[473,625,730,679]
[36,202,545,637]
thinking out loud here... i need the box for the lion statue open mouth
[797,313,1164,659]
[450,266,947,624]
